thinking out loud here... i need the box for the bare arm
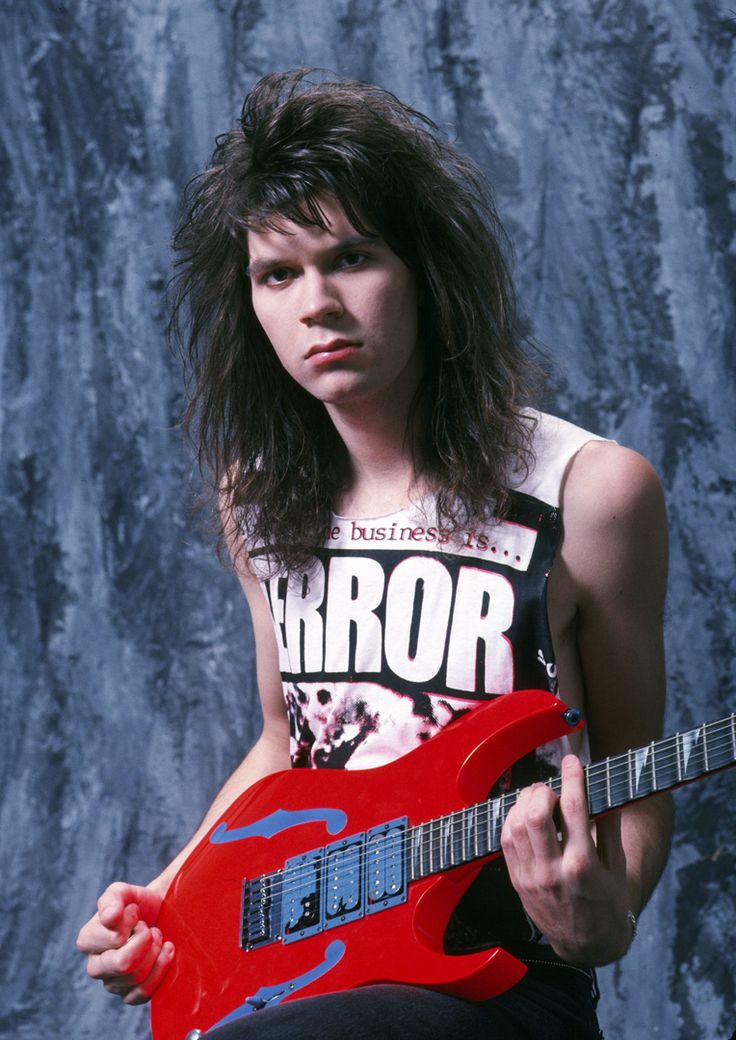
[502,441,672,965]
[76,515,290,1002]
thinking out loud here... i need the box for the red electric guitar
[150,689,736,1040]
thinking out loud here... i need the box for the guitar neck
[408,713,736,882]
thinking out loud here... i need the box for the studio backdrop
[0,1,734,1038]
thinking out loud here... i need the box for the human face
[247,199,421,416]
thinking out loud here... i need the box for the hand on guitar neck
[501,753,633,965]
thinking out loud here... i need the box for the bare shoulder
[552,440,668,758]
[562,440,665,529]
[559,441,668,607]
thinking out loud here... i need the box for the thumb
[98,883,162,928]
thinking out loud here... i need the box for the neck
[334,428,417,517]
[326,376,424,517]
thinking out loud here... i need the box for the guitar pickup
[282,846,324,944]
[364,817,408,914]
[323,832,365,930]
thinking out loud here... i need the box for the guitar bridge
[241,872,281,950]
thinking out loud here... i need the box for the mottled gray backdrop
[0,1,734,1037]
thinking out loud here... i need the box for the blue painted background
[0,2,734,1037]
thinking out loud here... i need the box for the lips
[305,338,360,359]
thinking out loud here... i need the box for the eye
[336,251,368,270]
[261,266,293,286]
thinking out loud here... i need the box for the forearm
[151,726,291,894]
[620,792,673,917]
[565,794,674,966]
[558,792,673,966]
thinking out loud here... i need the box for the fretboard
[408,713,736,881]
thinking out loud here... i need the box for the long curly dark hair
[170,69,541,571]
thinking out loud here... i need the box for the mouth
[305,339,361,365]
[306,339,360,358]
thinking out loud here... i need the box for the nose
[299,271,344,326]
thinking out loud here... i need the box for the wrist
[550,906,638,966]
[148,873,173,898]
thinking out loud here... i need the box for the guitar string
[242,723,736,935]
[241,721,736,933]
[241,720,735,933]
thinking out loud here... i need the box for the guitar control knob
[184,1031,203,1040]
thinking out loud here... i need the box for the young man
[77,70,672,1038]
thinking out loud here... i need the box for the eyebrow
[245,233,380,280]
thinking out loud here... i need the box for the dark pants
[204,951,603,1040]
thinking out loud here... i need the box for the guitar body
[151,689,578,1039]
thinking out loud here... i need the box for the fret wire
[474,804,484,860]
[492,799,500,853]
[676,730,683,782]
[480,800,489,855]
[703,724,710,772]
[411,824,421,880]
[480,799,490,855]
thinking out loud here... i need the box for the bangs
[238,172,380,242]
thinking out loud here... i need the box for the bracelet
[626,909,638,940]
